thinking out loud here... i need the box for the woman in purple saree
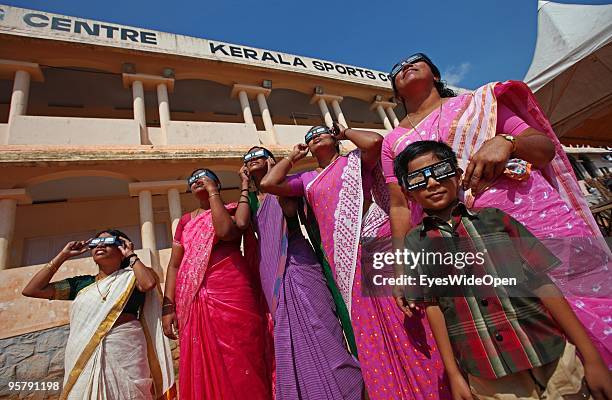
[242,146,363,400]
[261,127,450,399]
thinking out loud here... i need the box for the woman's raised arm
[260,144,309,196]
[22,241,88,299]
[335,123,383,170]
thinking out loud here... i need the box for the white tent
[524,1,612,146]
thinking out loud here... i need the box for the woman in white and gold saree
[22,229,176,400]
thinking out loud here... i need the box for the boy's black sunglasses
[243,149,273,164]
[400,158,458,191]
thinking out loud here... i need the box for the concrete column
[385,106,400,128]
[256,92,275,132]
[132,80,147,144]
[157,83,170,144]
[137,190,157,257]
[331,99,348,127]
[238,90,255,125]
[317,98,334,128]
[8,70,31,126]
[376,104,393,130]
[0,199,17,270]
[167,188,182,237]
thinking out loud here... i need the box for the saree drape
[174,204,272,400]
[254,194,363,399]
[61,268,175,400]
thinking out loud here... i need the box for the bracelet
[284,156,294,167]
[45,261,61,273]
[128,256,140,268]
[241,189,250,193]
[238,200,250,205]
[209,192,221,199]
[162,303,175,315]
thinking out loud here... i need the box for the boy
[392,140,610,400]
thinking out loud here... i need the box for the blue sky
[3,0,611,89]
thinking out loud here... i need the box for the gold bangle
[46,261,60,272]
[209,192,221,199]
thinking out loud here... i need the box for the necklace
[405,100,444,141]
[95,273,117,302]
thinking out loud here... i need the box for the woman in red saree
[162,168,272,400]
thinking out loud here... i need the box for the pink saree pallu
[303,151,450,400]
[175,205,272,400]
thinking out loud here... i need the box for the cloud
[443,62,471,86]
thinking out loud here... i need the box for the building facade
[0,5,407,395]
[1,4,608,397]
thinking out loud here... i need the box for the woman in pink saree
[383,53,611,369]
[162,168,272,400]
[261,125,450,399]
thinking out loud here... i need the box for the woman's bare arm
[261,145,309,196]
[22,241,88,299]
[234,166,252,230]
[339,126,384,170]
[162,242,183,339]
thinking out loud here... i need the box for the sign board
[0,5,393,89]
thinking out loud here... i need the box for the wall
[0,325,68,400]
[165,121,260,146]
[0,123,7,145]
[8,116,141,145]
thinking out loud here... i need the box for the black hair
[94,229,132,268]
[434,80,457,98]
[393,140,458,184]
[246,146,277,162]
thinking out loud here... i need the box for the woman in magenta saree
[383,53,611,368]
[261,126,450,399]
[243,146,363,399]
[162,168,272,400]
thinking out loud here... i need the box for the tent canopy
[524,1,612,146]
